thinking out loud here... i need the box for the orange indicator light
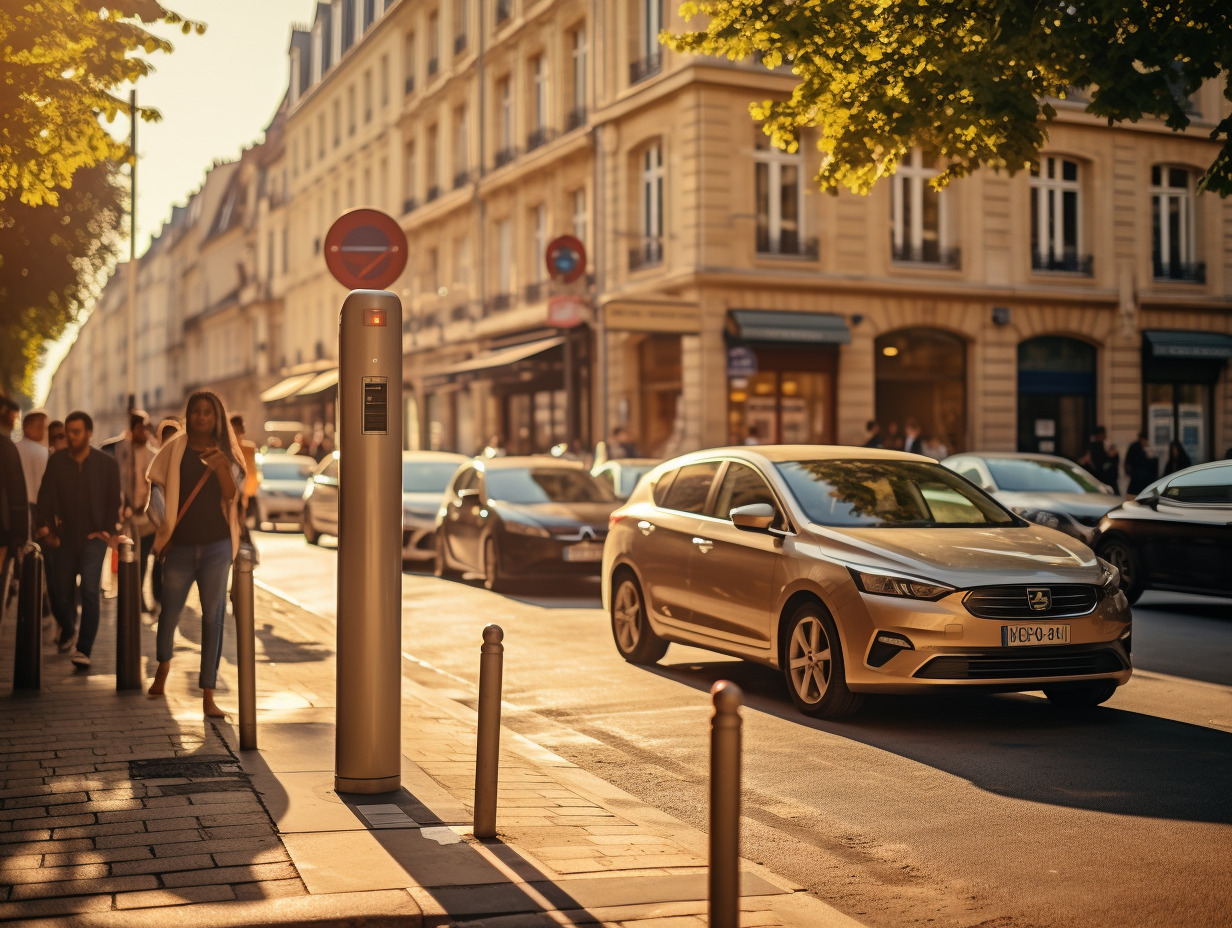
[364,308,387,327]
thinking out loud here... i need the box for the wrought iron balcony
[629,52,663,85]
[757,231,820,259]
[404,75,415,94]
[525,126,554,152]
[493,146,518,168]
[890,241,961,267]
[450,304,470,322]
[495,0,511,24]
[1153,257,1206,283]
[453,169,471,189]
[628,238,663,271]
[523,281,545,303]
[425,184,442,203]
[564,106,588,132]
[427,57,439,76]
[402,197,418,215]
[485,293,513,315]
[454,34,467,54]
[1031,251,1093,275]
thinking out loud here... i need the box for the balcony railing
[523,281,545,303]
[425,184,442,203]
[454,33,467,54]
[485,293,513,315]
[757,231,820,259]
[450,304,470,322]
[402,197,418,215]
[628,238,663,271]
[427,56,439,76]
[1032,251,1093,275]
[495,0,511,24]
[629,52,663,85]
[1153,257,1206,283]
[564,106,587,132]
[890,241,961,268]
[493,146,518,168]
[453,169,471,189]
[404,75,415,94]
[525,126,554,152]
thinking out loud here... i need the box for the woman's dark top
[171,452,229,545]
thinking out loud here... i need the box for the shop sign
[548,294,588,328]
[727,346,758,378]
[323,208,409,291]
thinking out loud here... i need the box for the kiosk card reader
[335,290,403,794]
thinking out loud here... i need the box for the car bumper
[259,498,306,522]
[500,534,606,579]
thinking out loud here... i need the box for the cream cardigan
[145,432,245,560]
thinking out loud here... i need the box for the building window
[567,26,587,129]
[404,31,416,93]
[333,99,341,147]
[531,203,547,284]
[364,0,376,31]
[526,54,549,150]
[379,54,389,107]
[497,218,513,302]
[454,105,469,187]
[454,0,468,53]
[363,69,372,122]
[311,22,323,84]
[341,0,355,51]
[890,149,955,265]
[403,141,417,213]
[754,133,812,258]
[427,11,439,75]
[1030,156,1090,274]
[1152,165,1203,282]
[632,143,664,269]
[317,113,326,159]
[347,84,357,135]
[572,188,587,244]
[426,124,440,198]
[631,0,663,84]
[495,0,511,25]
[495,76,515,165]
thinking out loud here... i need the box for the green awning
[728,310,851,345]
[1143,330,1232,360]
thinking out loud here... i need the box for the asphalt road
[253,528,1232,928]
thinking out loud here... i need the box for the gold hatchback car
[602,446,1132,718]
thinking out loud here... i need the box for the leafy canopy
[664,0,1232,195]
[0,0,205,207]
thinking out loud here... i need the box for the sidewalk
[0,562,865,928]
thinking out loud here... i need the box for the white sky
[34,0,318,402]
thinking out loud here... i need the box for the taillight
[610,514,627,526]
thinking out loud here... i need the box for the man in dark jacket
[1,425,29,580]
[36,410,121,670]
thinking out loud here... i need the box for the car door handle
[692,536,713,553]
[637,520,655,536]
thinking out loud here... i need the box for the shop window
[874,328,966,455]
[1016,336,1095,460]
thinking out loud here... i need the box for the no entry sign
[324,208,409,291]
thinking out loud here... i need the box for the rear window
[658,462,720,514]
[1161,464,1232,504]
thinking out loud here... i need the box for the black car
[434,456,619,591]
[1095,459,1232,603]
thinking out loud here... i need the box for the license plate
[1002,624,1071,646]
[563,542,603,562]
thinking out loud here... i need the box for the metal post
[234,546,257,750]
[473,624,504,839]
[115,541,141,690]
[709,680,743,928]
[13,544,43,691]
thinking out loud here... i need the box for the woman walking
[145,392,245,718]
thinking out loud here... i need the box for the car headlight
[1097,557,1121,596]
[850,569,954,600]
[1011,507,1067,531]
[503,519,551,538]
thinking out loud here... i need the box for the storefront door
[874,328,967,454]
[727,348,836,445]
[1016,336,1096,460]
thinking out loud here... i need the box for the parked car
[1094,459,1232,604]
[941,451,1122,543]
[253,454,317,529]
[591,457,660,500]
[301,450,468,566]
[434,456,619,591]
[603,445,1132,718]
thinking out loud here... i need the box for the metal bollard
[473,624,504,839]
[709,680,743,928]
[13,544,44,691]
[233,546,257,750]
[115,541,141,690]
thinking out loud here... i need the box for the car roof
[476,454,588,470]
[400,450,468,462]
[664,444,934,465]
[942,451,1082,465]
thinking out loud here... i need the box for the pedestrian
[149,418,181,607]
[14,409,49,534]
[157,417,181,446]
[145,391,246,719]
[1079,425,1120,491]
[0,400,29,579]
[902,418,924,455]
[1162,440,1192,476]
[921,430,949,460]
[229,414,259,524]
[1123,432,1159,495]
[115,410,158,612]
[610,426,641,457]
[47,419,67,452]
[0,395,18,438]
[35,410,122,669]
[482,434,507,458]
[883,420,903,451]
[743,424,762,446]
[861,420,883,448]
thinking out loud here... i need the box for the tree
[665,0,1232,195]
[0,0,205,207]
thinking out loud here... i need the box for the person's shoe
[70,650,91,670]
[56,628,76,652]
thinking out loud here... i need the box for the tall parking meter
[335,289,403,794]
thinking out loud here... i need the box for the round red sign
[544,235,587,283]
[323,208,409,291]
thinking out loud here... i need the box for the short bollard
[233,546,258,750]
[13,544,44,691]
[473,624,504,839]
[709,680,743,928]
[115,541,142,690]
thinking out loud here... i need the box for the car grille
[963,585,1098,619]
[914,646,1127,680]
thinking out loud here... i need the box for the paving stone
[97,827,202,849]
[44,845,153,867]
[111,852,216,876]
[51,819,147,839]
[160,860,299,888]
[0,893,114,921]
[113,884,237,909]
[0,862,110,884]
[1,837,94,855]
[212,843,291,867]
[201,822,277,840]
[9,874,160,900]
[154,834,282,858]
[230,878,308,901]
[0,853,42,870]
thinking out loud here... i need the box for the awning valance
[728,310,851,345]
[434,337,565,376]
[295,368,340,396]
[1143,330,1232,361]
[260,373,316,403]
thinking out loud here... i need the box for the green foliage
[0,0,206,207]
[665,0,1232,195]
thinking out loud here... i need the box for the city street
[253,528,1232,928]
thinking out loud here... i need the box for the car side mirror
[1137,490,1159,510]
[456,487,480,506]
[731,503,776,531]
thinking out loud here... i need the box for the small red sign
[548,294,587,328]
[545,235,587,283]
[324,208,409,291]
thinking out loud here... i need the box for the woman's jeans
[156,538,232,690]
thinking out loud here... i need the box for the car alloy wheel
[782,602,862,718]
[1096,537,1143,604]
[302,507,319,546]
[610,573,667,665]
[483,537,502,592]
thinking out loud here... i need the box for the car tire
[483,537,503,592]
[433,533,457,579]
[781,601,863,719]
[1043,681,1118,709]
[610,572,668,665]
[1096,536,1144,604]
[302,507,320,546]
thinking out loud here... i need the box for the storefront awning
[260,373,317,403]
[728,310,851,345]
[295,368,340,396]
[442,337,565,375]
[1143,330,1232,360]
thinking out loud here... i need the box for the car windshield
[487,467,616,504]
[775,459,1017,528]
[619,466,655,496]
[984,458,1104,493]
[261,460,314,481]
[403,461,462,493]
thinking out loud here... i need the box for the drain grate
[130,756,244,780]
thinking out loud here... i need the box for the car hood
[991,490,1123,519]
[496,500,617,530]
[812,524,1100,587]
